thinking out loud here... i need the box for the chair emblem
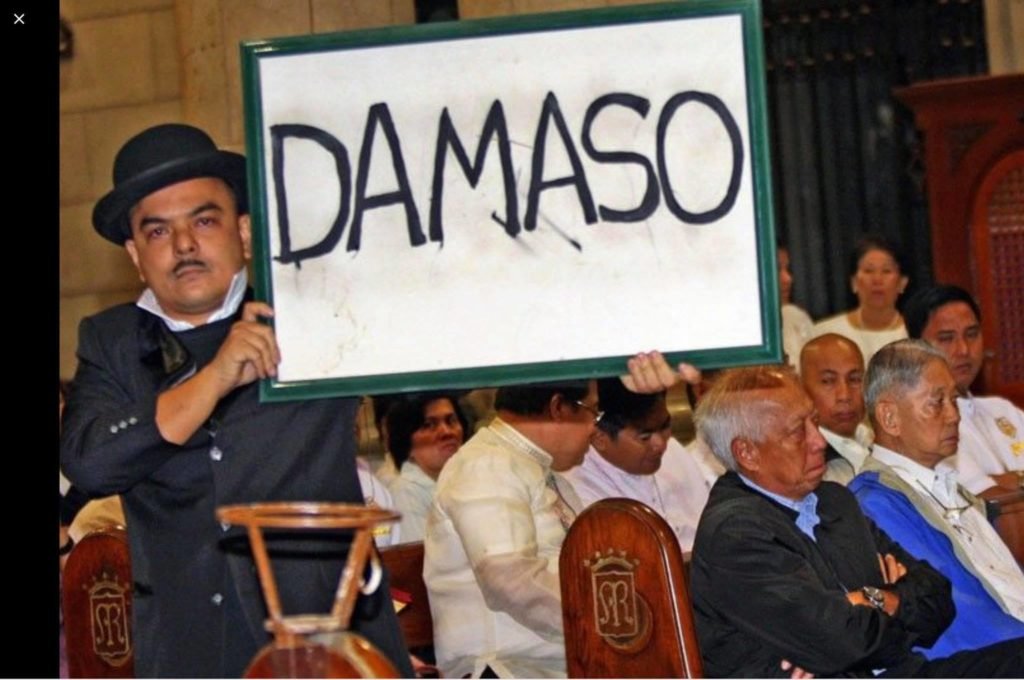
[85,570,132,666]
[585,549,652,652]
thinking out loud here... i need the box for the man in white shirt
[904,284,1024,497]
[562,378,722,552]
[800,333,873,484]
[424,355,695,679]
[850,340,1024,658]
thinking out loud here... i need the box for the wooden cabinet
[896,74,1024,405]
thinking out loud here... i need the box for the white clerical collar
[821,426,871,471]
[871,444,960,507]
[136,268,248,331]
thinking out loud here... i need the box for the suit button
[109,425,119,433]
[209,446,223,462]
[211,593,223,606]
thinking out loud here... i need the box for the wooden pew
[559,498,703,678]
[62,527,134,678]
[378,542,434,652]
[986,488,1024,566]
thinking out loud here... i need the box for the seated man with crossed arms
[850,339,1024,657]
[690,366,1022,677]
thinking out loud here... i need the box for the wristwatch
[862,586,886,610]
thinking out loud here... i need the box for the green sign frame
[241,0,778,401]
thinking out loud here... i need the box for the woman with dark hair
[811,235,909,363]
[386,393,468,543]
[778,243,813,369]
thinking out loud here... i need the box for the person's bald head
[800,334,865,438]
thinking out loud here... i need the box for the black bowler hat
[92,123,248,245]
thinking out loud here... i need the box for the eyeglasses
[915,481,972,523]
[574,400,604,424]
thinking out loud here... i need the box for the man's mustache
[174,259,208,275]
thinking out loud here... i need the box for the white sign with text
[250,10,769,391]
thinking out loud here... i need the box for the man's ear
[731,437,758,472]
[238,214,252,261]
[124,239,146,283]
[875,400,900,436]
[549,393,571,422]
[591,427,612,454]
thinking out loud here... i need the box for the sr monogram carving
[85,570,132,666]
[584,549,652,652]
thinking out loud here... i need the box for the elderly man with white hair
[689,365,1023,677]
[850,339,1024,658]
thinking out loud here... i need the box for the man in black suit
[689,366,1023,677]
[60,124,411,678]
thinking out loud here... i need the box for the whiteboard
[242,0,779,399]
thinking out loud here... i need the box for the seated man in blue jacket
[690,365,1022,677]
[850,339,1024,657]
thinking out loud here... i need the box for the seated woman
[812,234,909,363]
[386,393,469,543]
[778,241,814,369]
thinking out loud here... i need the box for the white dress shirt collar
[821,425,872,472]
[871,444,960,509]
[136,268,248,331]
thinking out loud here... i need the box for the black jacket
[690,472,954,677]
[61,302,410,678]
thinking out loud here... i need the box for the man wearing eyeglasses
[425,354,695,678]
[562,377,722,551]
[903,284,1024,498]
[850,339,1024,657]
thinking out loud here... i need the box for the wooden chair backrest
[62,527,134,678]
[378,542,434,650]
[987,488,1024,567]
[560,498,703,678]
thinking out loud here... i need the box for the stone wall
[59,0,1023,378]
[985,0,1024,75]
[58,0,415,378]
[458,0,649,19]
[60,0,182,378]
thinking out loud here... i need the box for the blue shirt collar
[738,473,820,541]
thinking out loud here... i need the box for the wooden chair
[560,498,703,678]
[217,502,402,678]
[62,527,134,678]
[986,488,1024,566]
[378,542,434,651]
